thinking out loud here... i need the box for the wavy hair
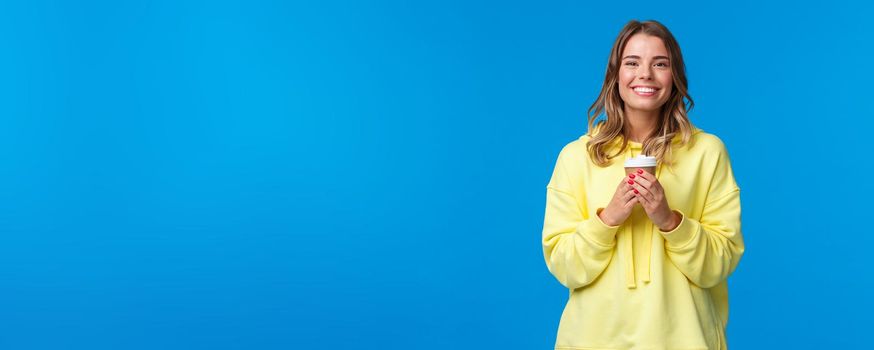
[586,19,695,168]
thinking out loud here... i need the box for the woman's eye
[655,63,669,67]
[625,62,637,66]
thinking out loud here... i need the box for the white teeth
[633,87,656,93]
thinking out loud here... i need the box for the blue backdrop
[0,0,870,348]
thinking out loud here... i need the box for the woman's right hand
[598,176,639,227]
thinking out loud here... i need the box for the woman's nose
[638,67,653,80]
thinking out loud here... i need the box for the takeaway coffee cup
[624,155,657,176]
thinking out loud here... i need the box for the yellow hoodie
[542,125,744,350]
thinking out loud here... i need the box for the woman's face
[617,34,673,114]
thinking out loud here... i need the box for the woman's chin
[626,103,664,113]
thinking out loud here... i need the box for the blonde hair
[586,19,695,168]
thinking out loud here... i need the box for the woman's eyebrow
[622,55,670,60]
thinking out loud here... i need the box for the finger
[633,190,654,210]
[634,191,650,208]
[622,189,637,203]
[623,192,638,208]
[617,188,633,204]
[632,172,664,198]
[636,168,656,182]
[617,177,632,193]
[631,182,656,202]
[614,177,631,194]
[630,173,653,190]
[623,177,636,193]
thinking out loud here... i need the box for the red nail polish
[629,174,635,178]
[627,180,634,184]
[637,169,643,174]
[633,189,639,194]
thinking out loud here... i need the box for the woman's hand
[628,169,681,231]
[598,176,639,227]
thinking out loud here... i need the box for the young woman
[542,20,744,349]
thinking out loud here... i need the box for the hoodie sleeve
[659,141,745,289]
[542,147,620,290]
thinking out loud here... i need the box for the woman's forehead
[622,34,669,58]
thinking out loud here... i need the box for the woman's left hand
[628,169,680,231]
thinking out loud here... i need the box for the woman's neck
[624,108,658,143]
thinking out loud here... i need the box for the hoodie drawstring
[623,144,659,289]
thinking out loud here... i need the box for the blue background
[0,0,870,348]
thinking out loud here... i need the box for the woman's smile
[631,86,660,97]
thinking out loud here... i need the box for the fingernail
[627,180,633,184]
[629,174,635,179]
[633,189,639,194]
[637,169,643,174]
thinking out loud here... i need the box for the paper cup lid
[624,155,657,167]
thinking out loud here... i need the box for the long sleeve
[542,149,620,290]
[659,142,745,289]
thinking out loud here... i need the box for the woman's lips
[631,87,659,97]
